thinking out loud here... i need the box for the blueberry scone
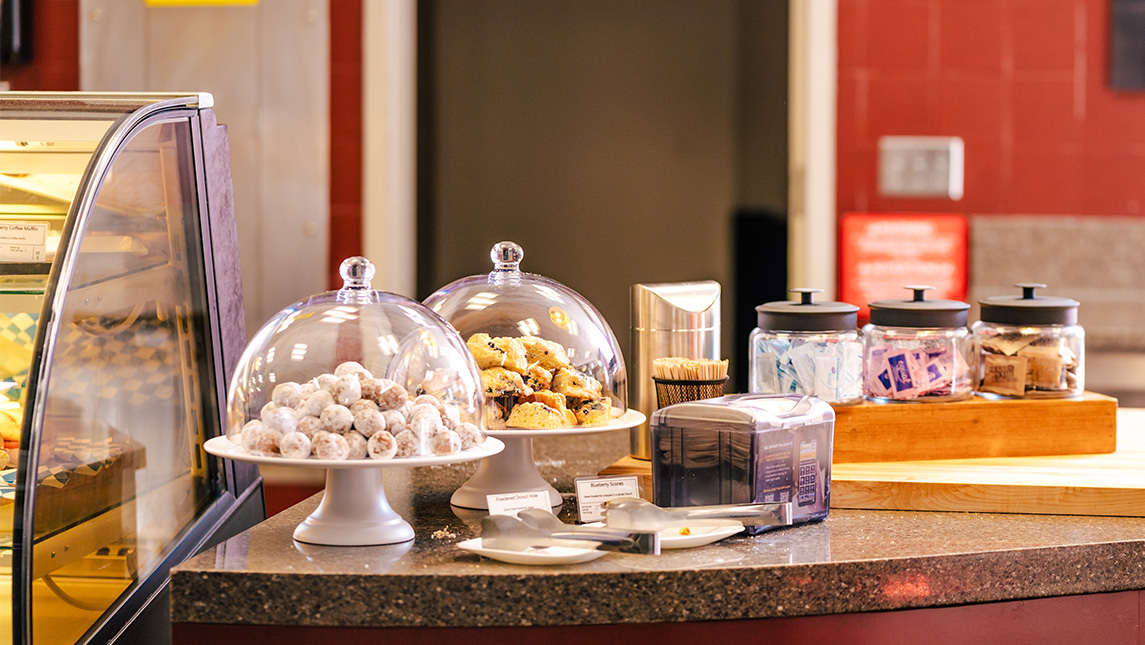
[571,397,611,425]
[519,336,570,371]
[551,367,603,400]
[467,333,528,373]
[506,401,566,429]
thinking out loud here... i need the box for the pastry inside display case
[0,93,260,645]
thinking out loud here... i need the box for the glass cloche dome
[226,257,486,459]
[424,241,628,430]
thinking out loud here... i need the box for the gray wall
[424,0,787,372]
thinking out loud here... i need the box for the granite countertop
[170,426,1145,628]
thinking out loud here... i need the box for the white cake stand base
[449,409,645,510]
[294,468,415,546]
[450,436,561,509]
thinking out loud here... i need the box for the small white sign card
[485,490,554,516]
[574,475,642,523]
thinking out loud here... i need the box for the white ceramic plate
[659,523,744,549]
[583,521,745,549]
[204,435,504,469]
[456,538,608,565]
[486,408,646,439]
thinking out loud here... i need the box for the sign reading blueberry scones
[468,333,612,429]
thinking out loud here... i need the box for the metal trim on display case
[6,94,253,645]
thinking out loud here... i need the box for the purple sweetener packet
[885,351,919,399]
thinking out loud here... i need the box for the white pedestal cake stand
[449,409,645,510]
[204,435,505,545]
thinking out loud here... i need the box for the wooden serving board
[832,391,1117,463]
[831,408,1145,517]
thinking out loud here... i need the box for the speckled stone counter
[170,425,1145,629]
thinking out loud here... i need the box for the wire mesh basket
[652,376,728,408]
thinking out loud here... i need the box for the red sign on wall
[838,213,968,321]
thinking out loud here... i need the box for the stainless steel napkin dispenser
[629,281,721,459]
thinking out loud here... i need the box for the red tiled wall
[838,0,1145,216]
[1,0,79,90]
[328,0,364,289]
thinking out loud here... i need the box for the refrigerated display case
[0,93,263,644]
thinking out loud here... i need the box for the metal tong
[480,511,661,554]
[602,497,793,531]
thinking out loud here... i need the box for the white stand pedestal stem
[450,435,562,509]
[293,468,415,546]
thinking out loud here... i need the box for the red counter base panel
[173,589,1143,645]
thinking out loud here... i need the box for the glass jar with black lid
[864,285,973,402]
[749,288,863,405]
[972,283,1083,398]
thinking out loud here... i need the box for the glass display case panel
[26,115,219,642]
[2,107,123,645]
[1,93,259,645]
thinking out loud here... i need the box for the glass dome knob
[338,256,376,303]
[491,241,524,272]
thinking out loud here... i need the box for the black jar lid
[978,283,1079,325]
[756,288,859,332]
[868,285,970,328]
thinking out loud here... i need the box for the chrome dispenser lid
[631,281,721,331]
[868,285,970,328]
[755,288,859,332]
[979,283,1079,325]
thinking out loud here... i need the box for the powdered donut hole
[413,393,444,412]
[298,381,319,398]
[431,429,461,456]
[376,381,409,410]
[262,405,300,434]
[236,419,263,444]
[319,404,354,435]
[360,377,384,402]
[349,398,380,416]
[454,422,485,450]
[313,373,338,394]
[260,401,279,418]
[256,427,284,456]
[298,389,335,418]
[272,381,303,408]
[407,403,439,424]
[408,412,443,441]
[280,432,312,459]
[313,431,350,460]
[353,408,386,437]
[241,422,262,453]
[333,374,362,406]
[394,430,420,457]
[381,409,407,435]
[297,415,323,439]
[441,404,461,429]
[344,431,369,459]
[334,361,373,380]
[367,430,397,459]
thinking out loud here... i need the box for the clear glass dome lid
[424,241,628,429]
[226,257,485,442]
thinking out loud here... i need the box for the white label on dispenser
[0,223,47,262]
[574,475,641,522]
[486,491,553,515]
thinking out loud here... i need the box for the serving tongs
[480,513,661,554]
[602,497,793,531]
